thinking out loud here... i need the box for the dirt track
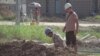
[39,22,100,27]
[0,21,100,27]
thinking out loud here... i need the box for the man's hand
[63,26,66,32]
[74,30,78,35]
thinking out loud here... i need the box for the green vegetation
[52,26,100,39]
[2,16,16,20]
[82,15,100,23]
[86,53,100,56]
[77,27,100,39]
[0,25,52,43]
[0,15,16,20]
[0,25,100,43]
[95,15,100,19]
[0,9,16,20]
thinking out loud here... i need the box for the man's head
[45,28,53,37]
[64,3,72,13]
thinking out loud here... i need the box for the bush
[0,15,16,20]
[2,16,16,20]
[0,11,16,20]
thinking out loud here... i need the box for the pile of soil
[0,39,100,56]
[0,40,75,56]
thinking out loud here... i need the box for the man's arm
[75,15,79,34]
[63,25,66,32]
[76,19,79,34]
[63,15,68,32]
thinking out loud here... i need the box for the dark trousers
[66,31,76,47]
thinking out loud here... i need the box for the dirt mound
[1,39,99,56]
[0,40,82,56]
[0,40,46,56]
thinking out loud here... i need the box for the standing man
[63,3,79,54]
[31,2,41,24]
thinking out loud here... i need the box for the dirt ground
[0,39,100,56]
[0,40,85,56]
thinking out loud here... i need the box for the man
[31,2,41,24]
[45,28,76,56]
[45,28,66,48]
[63,3,79,53]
